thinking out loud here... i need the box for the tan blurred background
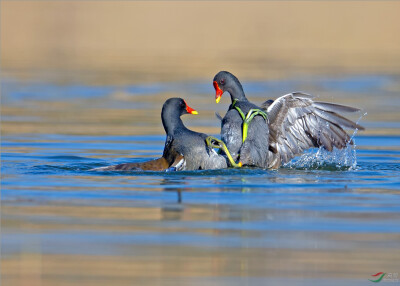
[2,1,400,135]
[2,2,400,286]
[2,1,400,83]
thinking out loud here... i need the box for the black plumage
[213,71,365,169]
[93,98,228,171]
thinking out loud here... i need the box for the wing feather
[266,92,364,168]
[313,109,365,130]
[314,102,361,113]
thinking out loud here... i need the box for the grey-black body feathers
[94,98,228,171]
[213,71,365,169]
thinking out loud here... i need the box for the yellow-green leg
[206,136,242,168]
[242,109,268,143]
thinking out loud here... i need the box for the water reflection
[2,76,400,286]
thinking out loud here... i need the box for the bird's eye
[220,79,225,85]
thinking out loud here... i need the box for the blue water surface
[2,75,400,285]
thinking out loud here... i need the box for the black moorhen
[213,71,365,169]
[93,97,240,171]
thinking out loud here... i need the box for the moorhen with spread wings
[213,71,365,169]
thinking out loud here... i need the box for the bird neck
[227,81,247,102]
[162,111,186,136]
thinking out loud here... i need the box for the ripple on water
[2,76,400,286]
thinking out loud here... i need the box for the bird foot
[205,136,242,168]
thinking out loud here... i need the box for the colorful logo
[368,272,399,283]
[369,272,386,283]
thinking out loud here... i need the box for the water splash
[284,144,357,171]
[285,112,367,171]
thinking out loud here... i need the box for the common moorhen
[93,97,241,171]
[213,71,365,169]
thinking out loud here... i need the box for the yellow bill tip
[216,96,221,104]
[191,110,199,115]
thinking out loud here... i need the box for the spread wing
[265,92,365,169]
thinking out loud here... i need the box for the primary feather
[212,71,365,169]
[266,92,365,168]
